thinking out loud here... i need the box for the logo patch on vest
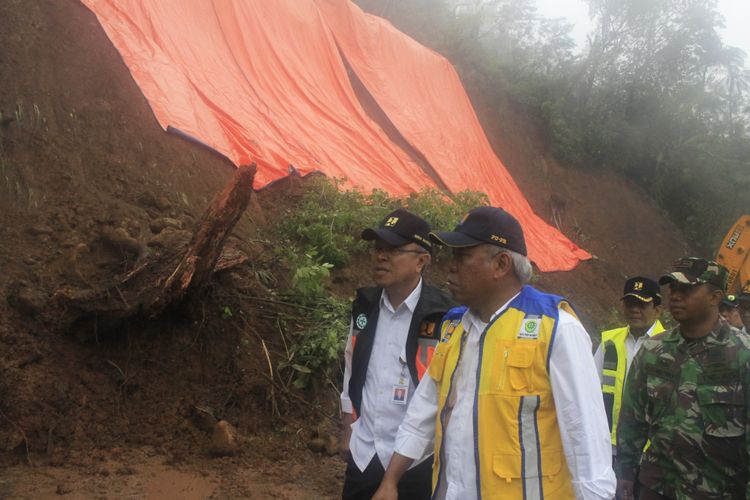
[442,319,461,342]
[518,316,541,339]
[419,321,436,338]
[355,313,368,330]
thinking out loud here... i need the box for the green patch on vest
[518,316,541,339]
[355,313,367,330]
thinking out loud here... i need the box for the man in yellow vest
[594,277,665,456]
[373,206,615,500]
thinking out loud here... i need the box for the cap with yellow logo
[622,276,661,305]
[361,208,432,251]
[429,206,527,256]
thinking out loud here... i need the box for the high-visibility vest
[429,286,575,500]
[600,320,665,446]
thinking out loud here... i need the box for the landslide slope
[0,0,690,496]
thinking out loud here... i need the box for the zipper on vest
[496,349,509,391]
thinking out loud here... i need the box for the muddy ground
[0,1,692,498]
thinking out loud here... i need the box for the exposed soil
[0,0,692,498]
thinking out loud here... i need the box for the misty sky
[535,0,750,60]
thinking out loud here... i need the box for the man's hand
[372,479,398,500]
[372,452,413,500]
[617,479,635,500]
[340,413,353,461]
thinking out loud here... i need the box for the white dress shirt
[592,321,661,385]
[340,279,428,472]
[394,294,616,500]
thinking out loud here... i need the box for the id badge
[391,384,409,405]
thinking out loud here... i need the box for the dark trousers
[637,484,671,500]
[342,453,433,500]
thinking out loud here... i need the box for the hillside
[0,1,691,498]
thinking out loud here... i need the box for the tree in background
[356,0,750,252]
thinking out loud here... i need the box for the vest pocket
[492,448,564,479]
[508,343,536,391]
[491,341,538,393]
[696,383,745,437]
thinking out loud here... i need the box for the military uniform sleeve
[340,319,354,414]
[616,345,649,482]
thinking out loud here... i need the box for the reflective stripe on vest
[601,336,622,442]
[519,395,543,498]
[429,287,576,500]
[600,321,665,446]
[350,334,359,421]
[416,337,438,380]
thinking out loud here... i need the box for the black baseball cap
[721,295,739,309]
[623,277,661,305]
[429,206,527,256]
[361,208,432,251]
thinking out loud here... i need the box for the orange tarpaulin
[313,0,591,271]
[81,0,591,271]
[80,0,433,193]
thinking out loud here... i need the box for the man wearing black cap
[594,277,665,455]
[720,294,746,331]
[616,258,750,500]
[340,208,455,500]
[374,206,615,500]
[737,282,750,331]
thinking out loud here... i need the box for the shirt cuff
[340,395,353,414]
[394,432,432,461]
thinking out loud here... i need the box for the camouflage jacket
[616,321,750,499]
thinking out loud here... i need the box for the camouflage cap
[658,257,729,291]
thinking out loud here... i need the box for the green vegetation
[357,0,750,252]
[270,176,487,390]
[277,177,487,266]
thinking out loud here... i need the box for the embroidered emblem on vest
[518,316,541,339]
[355,313,368,330]
[419,321,436,338]
[442,319,461,342]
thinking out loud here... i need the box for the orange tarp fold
[313,0,591,271]
[81,0,591,271]
[80,0,433,193]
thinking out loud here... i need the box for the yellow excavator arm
[716,215,750,293]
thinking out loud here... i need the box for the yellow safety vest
[600,320,664,446]
[429,286,575,500]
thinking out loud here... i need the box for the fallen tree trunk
[156,163,256,309]
[44,164,257,334]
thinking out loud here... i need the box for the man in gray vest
[339,209,454,500]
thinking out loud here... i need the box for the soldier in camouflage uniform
[616,257,750,500]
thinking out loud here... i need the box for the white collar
[381,277,422,314]
[627,320,660,339]
[465,291,521,330]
